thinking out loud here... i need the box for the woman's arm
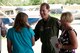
[7,39,12,53]
[32,36,35,46]
[62,30,78,50]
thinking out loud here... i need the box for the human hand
[55,42,63,49]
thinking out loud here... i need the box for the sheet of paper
[50,36,60,53]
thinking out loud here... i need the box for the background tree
[48,0,55,4]
[0,0,80,6]
[30,0,41,5]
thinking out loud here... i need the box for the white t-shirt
[0,19,4,35]
[0,18,2,51]
[0,18,5,51]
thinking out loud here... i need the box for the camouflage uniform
[34,16,60,53]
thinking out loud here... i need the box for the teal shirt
[7,27,35,53]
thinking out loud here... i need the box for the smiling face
[40,5,49,19]
[40,3,50,20]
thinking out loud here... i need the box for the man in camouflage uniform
[34,3,60,53]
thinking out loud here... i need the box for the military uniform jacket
[34,16,60,53]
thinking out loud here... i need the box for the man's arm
[1,22,7,37]
[1,22,6,37]
[34,22,40,41]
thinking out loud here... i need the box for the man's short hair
[40,3,50,9]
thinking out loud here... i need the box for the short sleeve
[6,29,11,40]
[29,28,35,38]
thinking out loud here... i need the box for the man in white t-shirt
[0,18,6,53]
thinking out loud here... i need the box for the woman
[56,12,78,53]
[7,12,35,53]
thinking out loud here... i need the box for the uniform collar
[42,15,51,23]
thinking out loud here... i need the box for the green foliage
[48,0,55,4]
[0,0,80,6]
[30,0,41,5]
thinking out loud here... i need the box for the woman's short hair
[61,12,73,23]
